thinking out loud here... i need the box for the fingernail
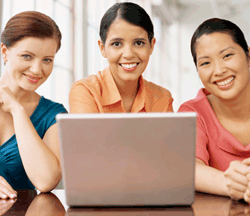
[2,194,7,198]
[10,199,15,203]
[247,166,250,172]
[10,194,16,198]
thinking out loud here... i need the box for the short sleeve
[69,81,100,113]
[31,97,67,139]
[45,103,68,131]
[178,103,209,165]
[167,97,174,112]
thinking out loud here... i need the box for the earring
[102,52,107,58]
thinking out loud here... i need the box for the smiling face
[98,18,155,86]
[195,32,250,100]
[1,36,57,91]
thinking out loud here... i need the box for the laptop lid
[57,113,196,206]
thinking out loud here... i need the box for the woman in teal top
[0,11,67,198]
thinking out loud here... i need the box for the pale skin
[0,37,62,198]
[98,18,155,112]
[195,32,250,202]
[0,197,16,215]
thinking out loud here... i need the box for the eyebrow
[109,37,147,42]
[197,47,235,61]
[219,46,235,53]
[109,38,124,42]
[134,38,147,41]
[21,50,54,58]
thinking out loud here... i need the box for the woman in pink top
[178,18,250,202]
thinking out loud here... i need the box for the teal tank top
[0,96,67,189]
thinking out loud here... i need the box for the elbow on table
[37,185,53,193]
[36,181,60,193]
[35,173,62,192]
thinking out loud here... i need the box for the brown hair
[1,11,62,52]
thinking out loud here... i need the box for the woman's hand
[241,158,250,202]
[0,198,16,215]
[0,176,17,199]
[224,160,249,200]
[0,85,21,114]
[244,183,250,203]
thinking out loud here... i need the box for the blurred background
[1,0,250,111]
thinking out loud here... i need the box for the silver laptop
[56,113,196,207]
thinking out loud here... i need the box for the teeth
[26,75,40,80]
[216,76,234,86]
[121,63,137,69]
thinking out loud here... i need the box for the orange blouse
[69,67,173,113]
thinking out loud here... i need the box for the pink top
[178,88,250,172]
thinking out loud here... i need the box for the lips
[23,74,41,83]
[214,76,235,86]
[120,63,138,69]
[119,63,139,71]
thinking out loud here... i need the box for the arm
[178,104,229,195]
[69,82,99,113]
[196,158,249,200]
[13,108,61,192]
[178,103,250,200]
[195,158,229,196]
[0,86,62,192]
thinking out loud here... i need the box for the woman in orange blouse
[69,2,173,113]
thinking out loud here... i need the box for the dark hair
[99,2,154,44]
[1,11,62,52]
[191,18,249,65]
